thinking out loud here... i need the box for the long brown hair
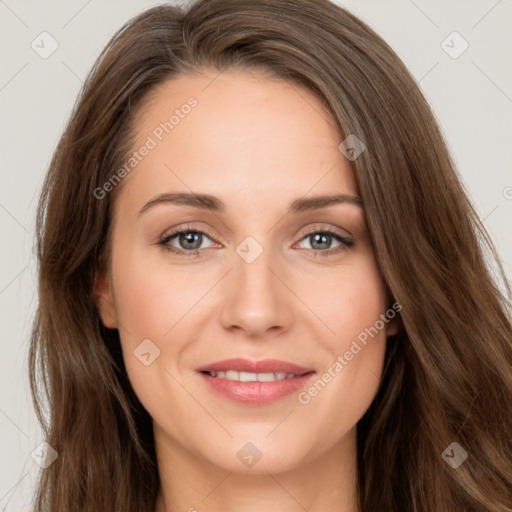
[29,0,512,510]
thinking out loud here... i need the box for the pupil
[180,232,201,250]
[311,233,331,250]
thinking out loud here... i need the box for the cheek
[109,250,198,392]
[111,249,203,341]
[111,252,195,414]
[317,254,389,351]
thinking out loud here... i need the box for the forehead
[116,68,358,217]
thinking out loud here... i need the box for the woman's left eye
[295,228,354,255]
[158,226,353,258]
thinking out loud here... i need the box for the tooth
[256,372,276,382]
[208,370,300,382]
[239,371,258,382]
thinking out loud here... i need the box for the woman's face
[95,68,397,474]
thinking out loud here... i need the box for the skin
[94,67,399,512]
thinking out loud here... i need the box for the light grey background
[1,0,511,510]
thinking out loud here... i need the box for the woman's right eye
[158,227,216,257]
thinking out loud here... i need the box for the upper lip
[196,358,314,375]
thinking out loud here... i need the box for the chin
[196,436,311,475]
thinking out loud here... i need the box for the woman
[29,0,512,510]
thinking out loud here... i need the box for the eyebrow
[138,191,363,217]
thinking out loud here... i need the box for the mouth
[200,370,311,381]
[196,358,316,405]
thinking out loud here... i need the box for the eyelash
[157,223,354,258]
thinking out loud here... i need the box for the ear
[93,269,118,329]
[386,317,401,337]
[385,300,403,337]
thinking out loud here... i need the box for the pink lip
[196,358,315,405]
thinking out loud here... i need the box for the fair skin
[95,68,398,512]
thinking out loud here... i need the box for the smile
[203,370,301,381]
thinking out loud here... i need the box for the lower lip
[198,372,315,405]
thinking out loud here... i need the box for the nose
[219,243,294,339]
